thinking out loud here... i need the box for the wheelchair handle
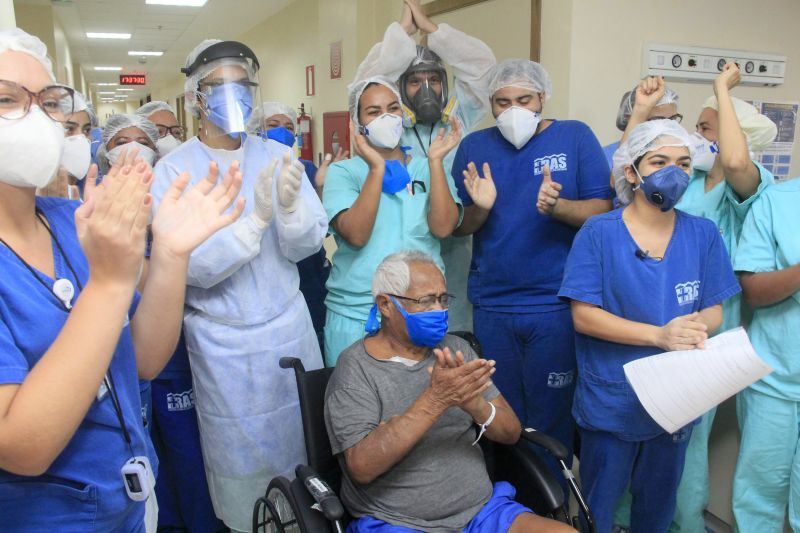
[295,464,345,522]
[520,428,569,461]
[279,357,305,371]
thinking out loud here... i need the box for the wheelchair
[253,332,595,532]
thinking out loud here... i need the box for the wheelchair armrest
[296,464,345,522]
[279,357,305,372]
[519,427,569,461]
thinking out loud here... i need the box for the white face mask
[496,106,541,150]
[363,113,403,150]
[156,134,181,157]
[690,132,718,172]
[107,141,157,168]
[0,106,65,188]
[61,134,92,180]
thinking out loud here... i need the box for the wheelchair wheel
[253,477,302,533]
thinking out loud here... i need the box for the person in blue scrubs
[322,76,463,366]
[559,119,740,533]
[0,28,244,532]
[732,180,800,531]
[603,84,680,169]
[452,58,612,486]
[613,65,777,533]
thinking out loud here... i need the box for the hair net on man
[612,119,694,205]
[136,100,176,120]
[616,85,680,131]
[347,75,402,124]
[182,38,258,118]
[488,59,552,100]
[246,101,298,134]
[0,28,55,82]
[96,113,159,173]
[702,95,778,151]
[72,90,98,127]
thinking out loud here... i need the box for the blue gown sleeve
[151,159,262,290]
[576,125,613,200]
[273,168,329,263]
[724,161,775,224]
[558,222,604,307]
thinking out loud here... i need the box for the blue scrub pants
[580,426,692,533]
[324,309,367,367]
[733,387,800,532]
[613,408,716,533]
[346,482,531,532]
[150,375,226,533]
[473,307,576,488]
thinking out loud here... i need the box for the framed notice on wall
[306,65,315,96]
[330,40,342,80]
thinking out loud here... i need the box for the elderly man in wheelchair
[323,250,577,532]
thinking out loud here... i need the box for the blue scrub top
[453,120,612,311]
[602,140,620,169]
[297,159,330,334]
[0,197,155,531]
[558,208,740,440]
[734,179,800,401]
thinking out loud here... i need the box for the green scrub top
[323,155,463,321]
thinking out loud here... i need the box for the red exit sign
[119,74,146,85]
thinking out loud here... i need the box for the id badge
[121,456,154,502]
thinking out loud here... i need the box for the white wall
[542,0,800,177]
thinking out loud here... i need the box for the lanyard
[0,209,136,457]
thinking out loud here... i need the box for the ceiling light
[94,82,118,86]
[97,91,116,94]
[117,88,134,91]
[128,51,163,56]
[86,32,131,39]
[146,0,208,5]
[94,66,122,71]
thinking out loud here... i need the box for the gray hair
[371,250,443,300]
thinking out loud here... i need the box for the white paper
[623,328,772,434]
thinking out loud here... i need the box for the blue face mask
[383,159,411,194]
[391,296,448,348]
[634,164,690,212]
[264,126,295,147]
[204,82,254,139]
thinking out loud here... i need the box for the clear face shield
[183,41,263,142]
[196,64,262,141]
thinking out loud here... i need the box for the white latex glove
[276,151,304,213]
[251,159,277,228]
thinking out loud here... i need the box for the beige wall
[542,0,800,177]
[95,102,127,126]
[14,2,76,86]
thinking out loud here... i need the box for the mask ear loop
[631,164,644,192]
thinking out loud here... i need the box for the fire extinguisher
[298,103,313,162]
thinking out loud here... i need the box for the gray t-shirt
[324,335,500,532]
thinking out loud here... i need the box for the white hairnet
[136,100,176,119]
[0,28,55,82]
[612,119,694,205]
[488,59,552,100]
[72,90,98,127]
[183,39,257,118]
[616,85,680,131]
[702,95,778,151]
[102,113,159,147]
[246,101,297,134]
[347,76,402,125]
[96,114,159,174]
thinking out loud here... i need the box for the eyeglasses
[646,113,683,124]
[154,123,185,139]
[388,293,455,308]
[0,80,74,121]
